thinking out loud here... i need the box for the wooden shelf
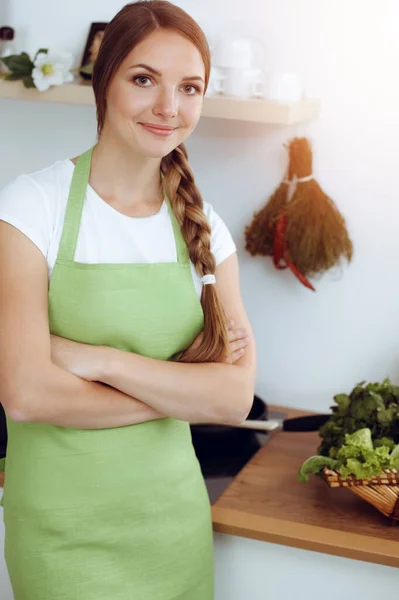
[0,80,320,125]
[0,80,95,106]
[203,95,320,125]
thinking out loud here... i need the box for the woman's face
[104,29,206,159]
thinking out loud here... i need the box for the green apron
[2,148,214,600]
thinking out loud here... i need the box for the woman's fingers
[227,327,248,343]
[230,348,245,363]
[224,335,249,364]
[230,337,249,354]
[221,320,249,363]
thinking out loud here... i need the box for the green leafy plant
[298,379,399,483]
[318,378,399,458]
[298,428,399,482]
[0,50,42,88]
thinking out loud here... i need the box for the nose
[152,86,178,120]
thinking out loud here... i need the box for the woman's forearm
[8,362,164,429]
[98,348,254,425]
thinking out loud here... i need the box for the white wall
[2,0,399,414]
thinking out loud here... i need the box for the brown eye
[133,75,152,86]
[182,84,200,95]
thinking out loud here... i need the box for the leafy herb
[318,378,399,458]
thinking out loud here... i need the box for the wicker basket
[323,468,399,521]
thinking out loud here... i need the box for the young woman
[0,1,256,598]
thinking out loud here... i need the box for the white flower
[32,51,74,92]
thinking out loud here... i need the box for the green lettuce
[297,456,339,482]
[390,444,399,465]
[298,427,399,482]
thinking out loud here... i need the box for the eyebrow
[128,63,204,83]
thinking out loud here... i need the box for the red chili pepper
[285,258,316,291]
[273,210,288,270]
[273,210,316,291]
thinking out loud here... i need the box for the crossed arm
[0,221,256,429]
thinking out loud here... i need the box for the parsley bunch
[318,378,399,458]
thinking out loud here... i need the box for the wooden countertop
[212,405,399,569]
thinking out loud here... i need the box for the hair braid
[161,144,230,363]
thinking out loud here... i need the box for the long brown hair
[92,1,230,363]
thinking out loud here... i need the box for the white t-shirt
[0,159,236,296]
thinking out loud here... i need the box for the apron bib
[2,148,214,600]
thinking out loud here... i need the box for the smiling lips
[139,122,177,137]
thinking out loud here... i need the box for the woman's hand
[50,335,104,381]
[180,320,249,364]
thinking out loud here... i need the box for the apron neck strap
[58,147,191,265]
[165,197,190,264]
[57,147,93,262]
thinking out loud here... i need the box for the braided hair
[161,144,229,362]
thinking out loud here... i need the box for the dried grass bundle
[244,181,289,257]
[244,137,353,290]
[285,138,353,278]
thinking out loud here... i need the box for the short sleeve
[203,201,236,265]
[0,175,52,258]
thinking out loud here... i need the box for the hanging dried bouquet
[245,137,353,291]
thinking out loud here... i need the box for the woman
[0,1,256,598]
